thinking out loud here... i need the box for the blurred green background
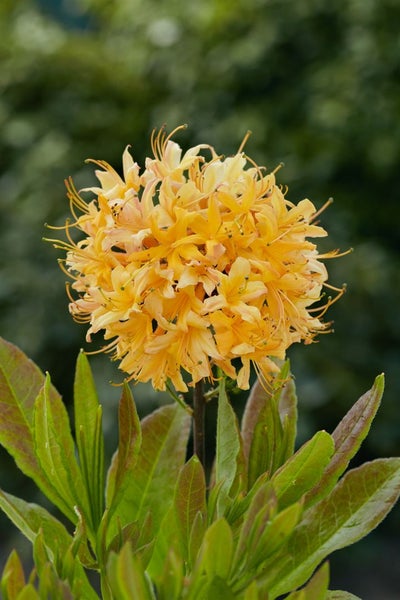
[1,0,399,596]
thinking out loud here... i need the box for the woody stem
[193,379,206,467]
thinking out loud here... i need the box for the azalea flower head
[49,126,343,392]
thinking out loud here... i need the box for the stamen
[42,237,75,252]
[57,259,77,280]
[267,220,298,245]
[272,162,285,174]
[252,360,273,394]
[309,284,346,318]
[163,124,188,151]
[311,197,334,222]
[72,314,92,324]
[151,125,165,160]
[84,339,119,355]
[238,130,252,154]
[65,177,89,218]
[319,248,353,259]
[44,221,74,231]
[85,158,113,171]
[324,281,347,293]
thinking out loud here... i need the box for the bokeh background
[1,0,400,597]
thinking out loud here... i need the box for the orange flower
[50,126,342,392]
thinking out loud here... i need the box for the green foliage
[173,456,207,565]
[241,364,337,512]
[1,550,30,599]
[285,562,329,600]
[0,338,399,598]
[74,351,105,530]
[326,592,361,600]
[104,397,191,548]
[242,361,298,488]
[1,533,97,600]
[0,339,65,507]
[304,374,385,508]
[107,543,155,600]
[33,374,91,528]
[270,430,334,510]
[264,458,400,597]
[214,376,246,516]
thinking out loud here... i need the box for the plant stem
[193,379,206,467]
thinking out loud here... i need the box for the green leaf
[241,362,290,457]
[243,363,297,489]
[107,543,154,600]
[271,430,335,509]
[215,377,246,516]
[326,591,361,599]
[174,455,207,564]
[305,375,384,508]
[30,521,97,596]
[69,507,98,568]
[15,584,40,600]
[266,457,400,597]
[249,501,303,568]
[105,382,142,514]
[74,350,105,529]
[242,374,271,461]
[0,338,66,511]
[188,510,206,569]
[243,581,261,600]
[36,561,75,600]
[285,562,329,599]
[106,521,141,556]
[154,548,184,600]
[33,374,90,528]
[146,505,178,582]
[197,518,233,581]
[206,479,225,524]
[0,489,73,561]
[200,577,235,600]
[32,531,49,578]
[278,368,298,463]
[35,563,53,600]
[232,481,277,573]
[224,471,270,526]
[59,549,99,600]
[184,575,208,600]
[107,402,191,544]
[232,500,302,591]
[1,550,26,600]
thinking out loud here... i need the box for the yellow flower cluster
[53,127,340,392]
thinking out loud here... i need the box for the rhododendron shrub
[0,129,398,599]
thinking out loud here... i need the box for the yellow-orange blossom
[53,127,340,392]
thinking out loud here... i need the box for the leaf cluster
[0,337,399,599]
